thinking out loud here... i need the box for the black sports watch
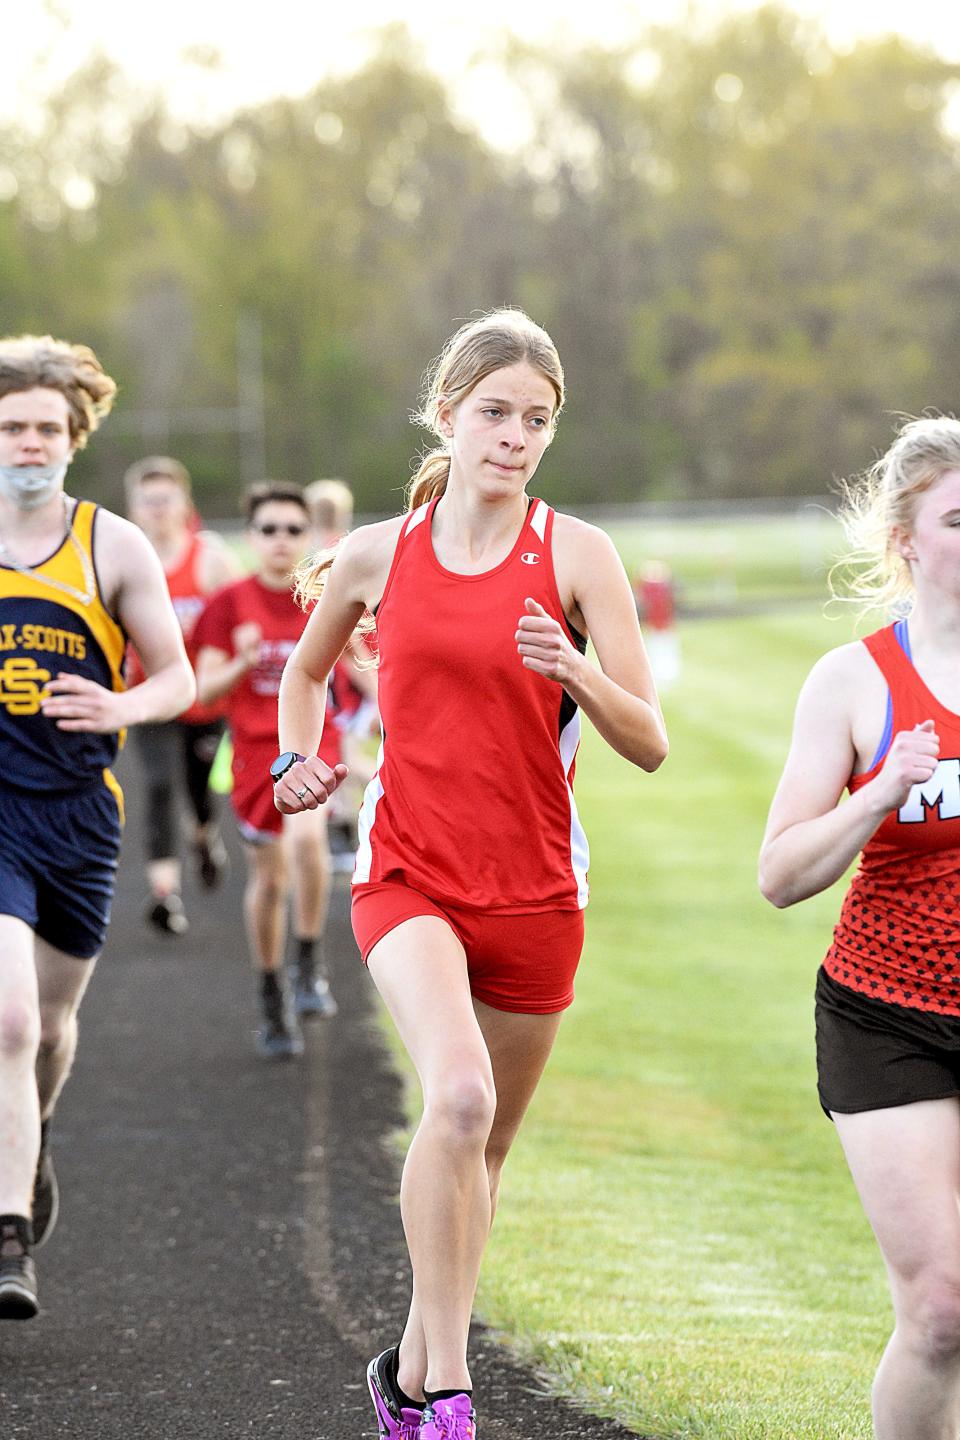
[269,751,305,784]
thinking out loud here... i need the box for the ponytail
[293,541,339,608]
[405,448,451,512]
[294,448,451,609]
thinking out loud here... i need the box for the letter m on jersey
[899,758,960,823]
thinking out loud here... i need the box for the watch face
[269,750,299,782]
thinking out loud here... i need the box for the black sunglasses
[254,522,307,537]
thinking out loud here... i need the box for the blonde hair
[831,414,960,615]
[0,334,117,447]
[407,308,564,511]
[295,307,564,608]
[304,477,354,535]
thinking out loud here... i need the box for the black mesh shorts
[815,966,960,1118]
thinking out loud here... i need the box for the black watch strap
[269,751,305,784]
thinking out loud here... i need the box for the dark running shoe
[293,970,338,1019]
[31,1132,59,1248]
[255,1016,304,1060]
[256,982,303,1060]
[195,827,229,890]
[0,1216,38,1321]
[145,893,189,936]
[367,1348,423,1440]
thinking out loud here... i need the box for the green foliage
[3,11,960,513]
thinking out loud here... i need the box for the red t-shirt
[193,575,310,750]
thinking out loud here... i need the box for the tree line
[3,9,960,515]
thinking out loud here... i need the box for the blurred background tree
[3,6,959,513]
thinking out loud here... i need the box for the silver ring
[295,786,308,800]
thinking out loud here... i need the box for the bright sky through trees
[16,0,960,150]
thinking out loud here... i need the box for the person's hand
[515,598,581,685]
[232,622,263,669]
[274,756,349,813]
[872,720,940,812]
[41,673,129,733]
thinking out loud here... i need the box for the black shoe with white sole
[0,1216,38,1321]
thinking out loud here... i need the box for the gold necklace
[0,495,96,607]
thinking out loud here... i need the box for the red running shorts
[351,881,585,1015]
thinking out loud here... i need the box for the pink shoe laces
[425,1401,475,1440]
[399,1419,421,1440]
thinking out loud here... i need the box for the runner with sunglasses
[194,483,341,1057]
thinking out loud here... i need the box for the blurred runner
[194,482,338,1060]
[304,476,354,549]
[0,335,194,1319]
[633,559,681,690]
[274,309,668,1440]
[125,455,240,936]
[760,415,960,1440]
[305,476,379,873]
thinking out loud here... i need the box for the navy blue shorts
[0,779,123,960]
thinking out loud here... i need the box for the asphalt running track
[0,753,639,1439]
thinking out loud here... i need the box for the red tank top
[353,496,589,913]
[824,621,960,1013]
[127,531,221,723]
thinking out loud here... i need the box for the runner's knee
[900,1274,960,1366]
[37,1003,73,1058]
[0,996,40,1060]
[426,1070,497,1146]
[248,860,288,906]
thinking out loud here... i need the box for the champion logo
[520,551,541,565]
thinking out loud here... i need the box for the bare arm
[274,521,397,813]
[518,519,668,771]
[758,648,940,907]
[41,515,194,732]
[195,623,262,706]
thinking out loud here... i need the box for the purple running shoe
[367,1348,423,1440]
[420,1394,476,1440]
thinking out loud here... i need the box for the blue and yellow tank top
[0,500,126,795]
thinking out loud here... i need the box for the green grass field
[470,607,888,1439]
[605,507,841,607]
[377,571,889,1436]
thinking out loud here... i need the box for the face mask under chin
[0,462,69,511]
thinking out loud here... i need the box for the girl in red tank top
[273,310,668,1440]
[761,415,960,1438]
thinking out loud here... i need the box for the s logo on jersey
[0,656,52,715]
[899,758,960,823]
[520,552,541,566]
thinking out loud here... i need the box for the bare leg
[834,1100,960,1440]
[397,1000,564,1400]
[146,857,181,901]
[284,808,330,941]
[241,839,287,973]
[368,920,497,1395]
[34,938,98,1119]
[0,917,40,1215]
